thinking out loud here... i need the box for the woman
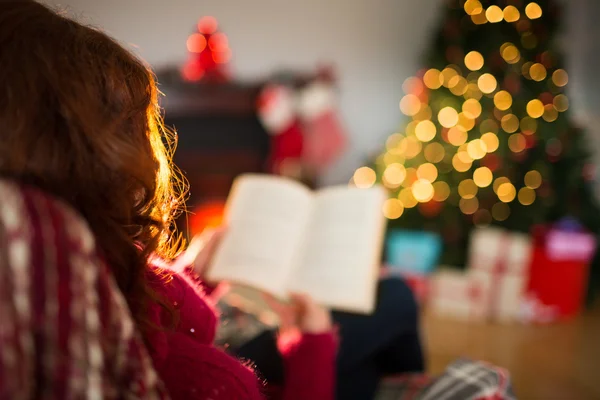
[0,1,335,399]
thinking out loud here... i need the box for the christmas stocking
[297,81,347,177]
[257,84,304,178]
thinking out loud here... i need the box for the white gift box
[430,268,480,321]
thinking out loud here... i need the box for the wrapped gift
[467,227,532,323]
[430,268,483,321]
[521,219,597,323]
[385,230,443,275]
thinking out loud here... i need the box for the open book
[206,174,387,318]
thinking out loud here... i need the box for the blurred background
[44,0,600,398]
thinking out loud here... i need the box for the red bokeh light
[198,16,218,34]
[208,32,229,52]
[186,33,207,53]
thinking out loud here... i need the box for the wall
[44,0,441,184]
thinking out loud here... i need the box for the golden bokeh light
[383,198,404,219]
[497,182,517,203]
[494,90,513,111]
[459,197,479,215]
[529,63,547,81]
[413,104,433,121]
[473,167,493,187]
[492,202,511,221]
[527,99,545,118]
[441,67,459,88]
[458,179,478,199]
[353,167,376,189]
[457,146,473,163]
[383,152,404,166]
[464,0,483,15]
[525,2,543,19]
[485,5,504,23]
[412,179,435,203]
[471,10,488,25]
[552,69,569,87]
[433,181,451,202]
[449,76,469,96]
[493,177,511,193]
[465,83,483,100]
[553,94,569,112]
[448,126,468,146]
[464,51,484,71]
[503,5,520,22]
[403,137,423,159]
[402,167,418,188]
[417,163,438,182]
[518,187,536,206]
[403,76,424,95]
[524,170,542,189]
[386,133,403,150]
[382,163,407,188]
[424,143,446,163]
[467,139,487,160]
[508,133,527,153]
[399,188,418,208]
[462,99,482,119]
[478,73,498,94]
[400,94,421,116]
[481,132,500,152]
[520,117,538,135]
[480,119,499,134]
[522,62,533,79]
[501,114,519,133]
[457,113,476,131]
[452,153,473,172]
[415,120,437,142]
[423,69,443,90]
[438,107,460,128]
[542,104,559,122]
[501,43,520,64]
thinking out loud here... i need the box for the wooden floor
[423,302,600,399]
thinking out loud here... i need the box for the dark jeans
[233,278,425,400]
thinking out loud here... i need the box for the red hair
[0,1,186,336]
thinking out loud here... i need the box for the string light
[542,104,559,122]
[423,69,443,89]
[501,114,519,133]
[467,139,487,160]
[481,132,500,152]
[399,188,418,208]
[462,99,482,119]
[458,179,478,199]
[448,126,468,146]
[518,187,536,205]
[525,2,543,19]
[415,120,437,142]
[464,51,484,71]
[383,163,407,188]
[400,94,422,116]
[553,94,569,112]
[459,197,479,215]
[503,5,520,22]
[412,179,435,202]
[526,99,545,118]
[494,91,513,111]
[353,167,376,189]
[433,181,451,202]
[552,69,569,87]
[438,107,459,128]
[417,163,438,182]
[492,202,511,221]
[383,198,404,219]
[524,170,542,189]
[485,5,504,23]
[529,63,547,81]
[424,143,446,163]
[520,117,538,135]
[473,167,493,187]
[478,73,497,94]
[497,182,517,202]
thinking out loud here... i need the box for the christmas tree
[354,0,600,266]
[182,16,231,82]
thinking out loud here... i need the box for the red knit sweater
[147,268,337,399]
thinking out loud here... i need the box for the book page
[206,174,313,298]
[288,186,387,314]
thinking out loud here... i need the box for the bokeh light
[404,137,423,158]
[399,188,418,208]
[473,167,493,187]
[521,32,538,49]
[481,132,500,152]
[480,119,499,134]
[520,117,538,135]
[457,113,476,131]
[525,2,543,19]
[529,63,547,81]
[415,120,437,142]
[467,139,488,160]
[501,43,520,64]
[503,5,520,22]
[354,167,376,189]
[413,104,433,121]
[452,153,473,172]
[501,114,519,133]
[464,51,484,71]
[465,83,483,100]
[518,187,536,205]
[485,5,504,23]
[448,126,468,146]
[400,94,422,116]
[433,181,451,202]
[478,73,498,94]
[438,107,460,128]
[462,99,482,119]
[492,202,511,221]
[474,209,492,226]
[424,142,446,163]
[527,99,545,118]
[459,197,479,215]
[383,198,404,219]
[471,10,488,25]
[494,91,513,111]
[412,179,435,203]
[524,170,542,189]
[449,76,469,96]
[494,177,511,193]
[417,163,438,182]
[464,0,483,15]
[459,179,478,199]
[198,16,218,34]
[383,163,407,188]
[508,133,527,153]
[553,94,569,112]
[552,69,569,87]
[423,69,443,89]
[403,77,425,95]
[497,182,517,202]
[187,33,208,53]
[522,62,533,79]
[543,104,559,122]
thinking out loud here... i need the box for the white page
[206,175,313,298]
[288,186,387,313]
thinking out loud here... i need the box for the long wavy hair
[0,1,186,336]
